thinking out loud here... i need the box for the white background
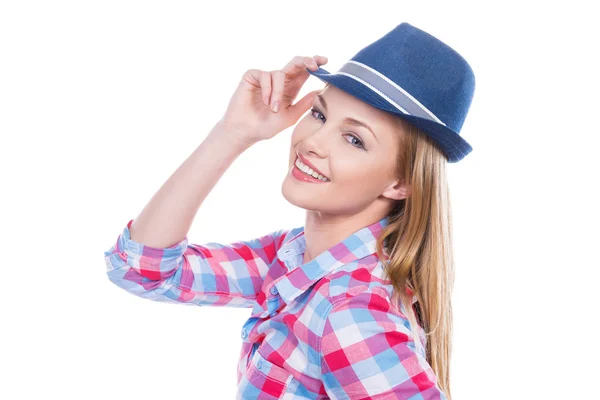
[1,1,599,399]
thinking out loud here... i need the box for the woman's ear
[381,180,410,201]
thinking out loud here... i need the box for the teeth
[295,158,330,181]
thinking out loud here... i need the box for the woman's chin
[281,177,316,208]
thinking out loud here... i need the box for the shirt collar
[271,216,393,306]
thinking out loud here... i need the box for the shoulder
[316,275,441,398]
[247,225,302,255]
[319,254,396,306]
[314,255,426,352]
[272,225,303,249]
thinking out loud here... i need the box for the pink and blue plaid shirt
[104,216,447,399]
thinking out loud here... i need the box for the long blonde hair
[374,115,455,399]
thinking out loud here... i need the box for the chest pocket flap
[238,350,296,399]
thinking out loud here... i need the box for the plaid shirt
[104,217,447,399]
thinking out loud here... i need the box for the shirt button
[270,286,278,295]
[241,328,248,339]
[257,359,262,370]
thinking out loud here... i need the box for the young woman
[105,22,475,400]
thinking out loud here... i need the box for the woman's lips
[297,153,328,179]
[291,163,330,183]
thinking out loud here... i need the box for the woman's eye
[310,108,325,122]
[309,107,365,150]
[343,134,365,149]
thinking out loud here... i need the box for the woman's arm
[129,120,254,249]
[104,220,290,308]
[129,54,327,248]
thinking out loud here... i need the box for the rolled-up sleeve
[104,219,288,308]
[319,292,447,399]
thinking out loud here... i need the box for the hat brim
[306,66,472,163]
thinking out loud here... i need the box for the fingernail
[272,101,279,112]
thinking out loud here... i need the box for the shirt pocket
[237,350,295,399]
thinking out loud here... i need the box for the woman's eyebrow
[316,94,378,142]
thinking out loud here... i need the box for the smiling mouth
[294,157,330,182]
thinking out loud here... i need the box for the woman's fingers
[299,55,327,71]
[264,55,328,113]
[313,55,328,66]
[303,56,318,70]
[282,56,315,76]
[259,70,272,106]
[302,54,326,67]
[270,70,285,112]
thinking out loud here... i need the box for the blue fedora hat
[306,22,476,163]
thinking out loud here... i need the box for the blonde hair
[374,115,455,399]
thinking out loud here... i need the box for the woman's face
[282,84,409,216]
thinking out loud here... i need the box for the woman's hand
[220,55,328,146]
